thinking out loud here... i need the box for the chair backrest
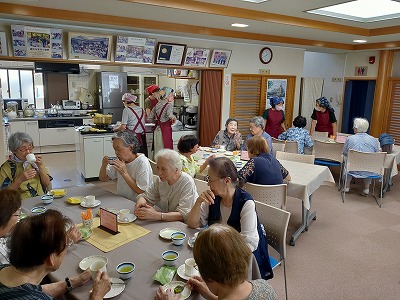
[243,182,287,210]
[271,137,285,144]
[284,140,298,153]
[346,149,386,175]
[312,131,329,140]
[272,142,285,157]
[194,178,209,194]
[313,140,344,163]
[255,201,291,260]
[276,151,315,164]
[149,159,158,175]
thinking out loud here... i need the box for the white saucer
[159,227,181,240]
[118,214,137,224]
[104,278,125,299]
[79,255,108,270]
[225,151,233,156]
[80,199,101,208]
[163,281,191,299]
[177,264,200,281]
[217,149,226,153]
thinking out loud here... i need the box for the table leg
[290,195,317,246]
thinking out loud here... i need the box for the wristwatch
[65,277,73,292]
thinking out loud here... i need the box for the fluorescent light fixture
[231,23,249,28]
[242,0,270,3]
[353,39,367,43]
[307,0,400,22]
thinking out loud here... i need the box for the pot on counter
[93,113,112,125]
[23,104,35,117]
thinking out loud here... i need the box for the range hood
[34,62,80,74]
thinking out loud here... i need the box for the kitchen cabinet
[172,130,197,151]
[9,120,40,152]
[127,74,158,108]
[39,127,76,153]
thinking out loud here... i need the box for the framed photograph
[209,49,232,68]
[266,79,287,109]
[115,35,156,64]
[155,42,186,65]
[0,32,7,56]
[183,47,211,67]
[68,32,112,61]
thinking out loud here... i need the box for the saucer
[163,281,191,299]
[224,151,233,156]
[104,278,125,299]
[177,264,200,281]
[217,149,226,153]
[80,199,101,208]
[118,214,137,224]
[31,206,47,214]
[159,227,181,240]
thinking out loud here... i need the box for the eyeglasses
[17,145,34,153]
[204,175,221,183]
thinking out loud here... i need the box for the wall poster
[11,25,63,58]
[266,79,287,109]
[0,32,7,56]
[115,36,156,64]
[183,47,210,67]
[209,49,232,68]
[68,32,112,61]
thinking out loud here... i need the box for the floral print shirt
[179,153,199,178]
[278,127,313,154]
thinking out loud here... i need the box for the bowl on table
[171,232,186,246]
[116,262,135,280]
[162,250,179,266]
[41,194,54,205]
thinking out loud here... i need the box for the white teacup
[26,153,36,163]
[90,260,107,280]
[118,209,130,220]
[84,195,95,206]
[220,145,226,151]
[184,258,196,277]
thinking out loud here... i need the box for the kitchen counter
[7,116,92,122]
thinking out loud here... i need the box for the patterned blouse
[245,279,278,300]
[211,130,242,151]
[278,127,314,154]
[179,153,199,178]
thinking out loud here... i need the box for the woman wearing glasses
[0,132,52,199]
[187,157,273,280]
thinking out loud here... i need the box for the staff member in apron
[310,96,337,138]
[144,84,160,117]
[148,87,176,158]
[114,93,148,156]
[262,96,286,138]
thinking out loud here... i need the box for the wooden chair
[312,131,329,140]
[342,149,387,207]
[149,159,158,175]
[194,178,209,194]
[243,182,287,210]
[276,151,315,164]
[255,201,290,300]
[284,140,298,153]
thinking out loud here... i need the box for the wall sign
[354,66,368,76]
[155,42,186,65]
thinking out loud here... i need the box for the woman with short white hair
[134,149,197,223]
[343,117,379,196]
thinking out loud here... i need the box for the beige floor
[43,152,400,300]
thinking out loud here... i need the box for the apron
[315,110,333,136]
[265,109,284,138]
[154,102,173,149]
[150,98,158,110]
[128,107,148,156]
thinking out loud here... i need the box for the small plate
[159,228,181,240]
[104,278,125,299]
[79,255,108,271]
[217,149,226,153]
[50,189,66,198]
[225,151,233,156]
[66,196,83,205]
[163,281,191,300]
[118,214,137,224]
[177,264,200,281]
[31,206,47,214]
[80,199,101,208]
[79,226,93,239]
[199,147,210,151]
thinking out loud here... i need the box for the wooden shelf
[167,76,198,80]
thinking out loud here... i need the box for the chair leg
[341,175,347,203]
[338,163,343,191]
[283,258,288,300]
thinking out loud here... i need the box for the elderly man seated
[134,149,198,222]
[242,116,273,155]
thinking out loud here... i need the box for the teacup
[41,194,54,205]
[116,262,135,280]
[185,258,197,276]
[220,145,226,151]
[118,209,130,221]
[162,250,179,266]
[171,231,186,246]
[90,260,107,280]
[84,195,95,206]
[26,153,36,163]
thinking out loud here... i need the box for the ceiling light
[241,0,270,3]
[231,23,249,28]
[353,39,367,43]
[307,0,400,22]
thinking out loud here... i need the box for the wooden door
[387,80,400,145]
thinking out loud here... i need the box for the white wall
[344,51,380,78]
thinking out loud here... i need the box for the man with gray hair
[343,117,379,196]
[135,149,198,223]
[242,116,273,154]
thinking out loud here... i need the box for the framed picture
[266,79,287,109]
[115,36,156,64]
[68,32,112,61]
[155,42,186,65]
[183,47,211,67]
[0,32,7,56]
[209,49,232,68]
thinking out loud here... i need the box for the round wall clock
[259,47,273,64]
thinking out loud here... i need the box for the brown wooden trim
[354,41,400,50]
[370,25,400,36]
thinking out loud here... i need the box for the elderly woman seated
[0,209,111,299]
[178,135,214,178]
[242,116,273,154]
[156,224,278,300]
[99,131,153,200]
[343,118,379,196]
[278,115,313,154]
[0,132,52,199]
[238,136,290,186]
[134,149,198,222]
[211,118,242,151]
[187,157,273,280]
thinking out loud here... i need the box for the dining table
[20,184,261,300]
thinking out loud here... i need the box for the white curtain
[300,78,324,130]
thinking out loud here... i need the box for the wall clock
[259,47,273,64]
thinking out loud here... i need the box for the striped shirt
[343,133,378,157]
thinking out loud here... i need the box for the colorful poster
[115,36,155,64]
[266,79,287,109]
[11,25,63,58]
[183,48,210,67]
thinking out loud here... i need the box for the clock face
[260,47,273,64]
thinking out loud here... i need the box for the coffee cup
[26,153,36,163]
[84,195,95,206]
[118,209,130,220]
[90,260,107,280]
[184,258,196,276]
[220,145,226,151]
